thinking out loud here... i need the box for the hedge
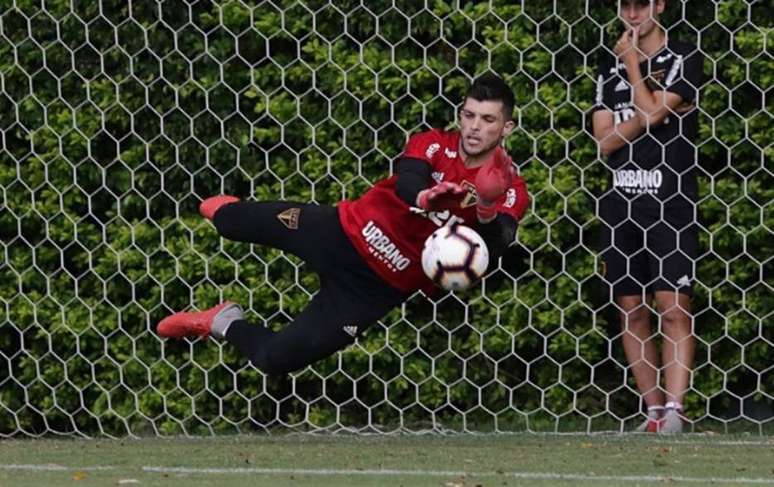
[0,0,771,435]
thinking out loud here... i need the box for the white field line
[3,463,774,484]
[141,466,774,484]
[0,464,115,471]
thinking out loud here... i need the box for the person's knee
[660,309,693,339]
[620,305,650,331]
[249,348,302,375]
[213,203,243,241]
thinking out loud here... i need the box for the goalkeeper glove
[416,181,467,212]
[475,147,515,223]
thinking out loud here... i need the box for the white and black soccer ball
[421,224,489,291]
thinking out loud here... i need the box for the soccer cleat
[199,195,239,220]
[157,302,236,339]
[659,409,685,434]
[634,405,664,433]
[634,417,663,433]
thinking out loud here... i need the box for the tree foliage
[1,0,771,435]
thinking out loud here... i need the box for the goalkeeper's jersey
[338,129,529,294]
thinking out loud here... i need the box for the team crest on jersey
[277,207,300,229]
[647,68,666,90]
[425,143,440,159]
[460,180,478,208]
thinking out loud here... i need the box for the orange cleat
[157,302,235,339]
[199,195,240,220]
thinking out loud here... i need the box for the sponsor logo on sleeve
[656,53,673,63]
[504,188,517,208]
[425,143,440,159]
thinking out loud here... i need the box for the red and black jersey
[338,129,529,294]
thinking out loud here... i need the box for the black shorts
[598,200,698,297]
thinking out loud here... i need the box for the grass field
[1,434,772,487]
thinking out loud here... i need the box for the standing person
[591,0,704,433]
[157,73,529,375]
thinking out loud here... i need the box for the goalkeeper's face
[458,98,515,159]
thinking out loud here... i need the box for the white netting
[0,1,771,437]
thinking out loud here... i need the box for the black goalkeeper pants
[213,201,409,374]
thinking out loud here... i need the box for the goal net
[1,1,771,436]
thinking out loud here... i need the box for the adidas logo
[677,275,691,287]
[656,53,673,63]
[614,79,628,92]
[343,325,358,337]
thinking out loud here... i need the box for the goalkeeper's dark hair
[465,73,515,121]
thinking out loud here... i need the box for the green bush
[0,0,770,435]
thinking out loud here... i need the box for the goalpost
[0,1,771,437]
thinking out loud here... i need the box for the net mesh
[0,1,771,437]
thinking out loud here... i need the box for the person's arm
[592,109,645,157]
[617,28,688,128]
[623,57,686,128]
[395,158,467,210]
[395,158,432,206]
[590,51,645,157]
[476,213,518,273]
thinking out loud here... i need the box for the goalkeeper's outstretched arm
[395,158,432,205]
[476,213,518,273]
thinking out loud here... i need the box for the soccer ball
[421,224,489,291]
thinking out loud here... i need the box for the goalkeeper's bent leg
[224,295,359,375]
[224,272,406,374]
[212,201,342,273]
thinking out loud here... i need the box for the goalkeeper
[157,73,529,374]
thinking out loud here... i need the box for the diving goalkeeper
[157,73,529,374]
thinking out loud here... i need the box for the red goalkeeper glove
[475,147,515,222]
[416,181,467,212]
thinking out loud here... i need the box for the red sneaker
[157,302,235,339]
[199,195,239,220]
[635,417,665,433]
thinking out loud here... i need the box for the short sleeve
[591,54,614,113]
[401,129,444,166]
[661,49,704,103]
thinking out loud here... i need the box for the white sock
[647,405,665,419]
[665,401,683,412]
[210,303,245,339]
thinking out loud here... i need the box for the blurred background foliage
[1,0,771,436]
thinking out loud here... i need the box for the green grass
[0,434,772,487]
